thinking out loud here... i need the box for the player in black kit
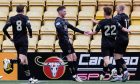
[55,6,90,82]
[3,5,38,83]
[91,6,130,81]
[111,4,131,82]
[90,7,119,80]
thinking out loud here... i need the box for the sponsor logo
[34,56,66,79]
[77,73,135,80]
[78,54,139,71]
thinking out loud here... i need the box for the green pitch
[0,80,140,84]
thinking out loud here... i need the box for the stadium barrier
[18,52,140,80]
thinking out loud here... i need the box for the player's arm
[123,18,131,33]
[90,22,102,35]
[3,18,12,41]
[122,28,131,34]
[124,16,130,28]
[117,22,131,34]
[91,18,99,24]
[67,23,91,35]
[66,22,85,34]
[91,31,98,35]
[91,26,100,35]
[26,17,32,38]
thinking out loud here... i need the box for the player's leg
[66,53,83,82]
[66,54,75,75]
[3,43,20,74]
[9,50,21,64]
[114,41,128,73]
[67,53,83,82]
[59,42,82,82]
[19,43,31,78]
[104,56,116,76]
[72,53,78,76]
[11,43,21,63]
[100,59,108,80]
[19,53,31,76]
[100,47,109,80]
[18,53,38,83]
[72,53,77,75]
[72,53,83,82]
[59,43,75,76]
[21,44,38,83]
[100,46,116,80]
[113,41,129,82]
[60,42,75,75]
[113,53,128,82]
[101,56,117,80]
[71,47,77,75]
[115,56,128,82]
[111,53,123,82]
[4,43,21,67]
[121,42,129,82]
[71,45,82,82]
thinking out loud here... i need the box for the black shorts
[114,39,129,54]
[59,41,75,56]
[14,40,28,56]
[101,45,114,57]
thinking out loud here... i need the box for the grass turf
[0,80,139,84]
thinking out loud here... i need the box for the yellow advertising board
[0,53,17,80]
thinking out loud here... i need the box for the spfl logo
[34,56,66,79]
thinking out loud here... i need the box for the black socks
[115,58,127,74]
[100,59,108,76]
[10,59,21,64]
[120,58,127,72]
[10,57,33,79]
[107,64,114,71]
[68,61,77,75]
[103,66,108,76]
[22,64,31,79]
[115,59,122,75]
[73,61,77,74]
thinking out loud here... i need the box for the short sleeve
[95,22,102,32]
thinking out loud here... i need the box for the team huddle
[2,4,130,83]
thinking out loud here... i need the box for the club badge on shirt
[56,22,60,26]
[64,25,67,30]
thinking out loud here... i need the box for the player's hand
[126,28,131,34]
[91,18,99,24]
[84,31,90,35]
[128,30,131,34]
[88,31,94,35]
[84,31,93,35]
[122,28,131,34]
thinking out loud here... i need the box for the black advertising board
[18,52,140,80]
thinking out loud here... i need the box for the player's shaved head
[16,5,24,13]
[117,4,125,11]
[116,4,125,14]
[103,7,112,16]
